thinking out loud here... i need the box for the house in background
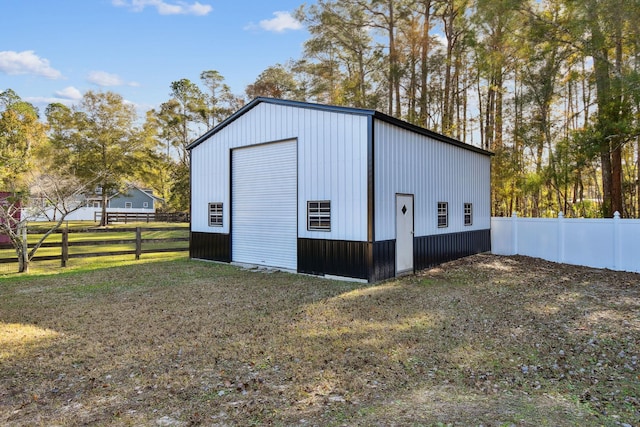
[188,97,492,283]
[106,185,162,211]
[29,184,162,222]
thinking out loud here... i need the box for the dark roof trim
[372,111,492,156]
[187,97,493,156]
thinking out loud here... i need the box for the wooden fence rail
[0,227,189,267]
[94,211,189,224]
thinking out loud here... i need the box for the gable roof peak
[187,97,492,156]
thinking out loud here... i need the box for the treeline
[0,75,242,221]
[2,0,639,220]
[259,0,640,218]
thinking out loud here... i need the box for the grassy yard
[0,254,638,426]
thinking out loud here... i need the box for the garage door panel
[232,140,297,270]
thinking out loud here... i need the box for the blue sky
[0,0,312,115]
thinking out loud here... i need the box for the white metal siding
[374,120,491,241]
[190,103,369,242]
[232,141,297,269]
[190,142,229,233]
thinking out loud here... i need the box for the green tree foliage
[150,79,203,213]
[296,1,381,107]
[246,63,305,101]
[0,89,47,189]
[46,91,155,226]
[260,0,640,218]
[0,90,46,272]
[4,1,640,220]
[151,71,241,212]
[201,70,242,127]
[0,90,95,272]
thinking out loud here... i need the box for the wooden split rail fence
[95,211,190,224]
[0,226,189,268]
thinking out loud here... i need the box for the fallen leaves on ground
[0,254,638,426]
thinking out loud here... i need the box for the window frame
[437,202,448,228]
[208,202,223,227]
[464,202,473,226]
[124,201,133,209]
[307,200,331,231]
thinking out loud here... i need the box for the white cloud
[0,50,62,79]
[87,71,124,86]
[113,0,212,16]
[26,96,76,107]
[55,86,83,101]
[257,11,302,33]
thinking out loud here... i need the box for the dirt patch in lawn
[0,254,638,426]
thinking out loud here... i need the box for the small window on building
[464,203,473,226]
[143,202,149,208]
[437,202,448,228]
[125,202,133,209]
[208,202,223,227]
[308,201,331,231]
[93,201,101,208]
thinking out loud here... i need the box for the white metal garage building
[188,97,491,282]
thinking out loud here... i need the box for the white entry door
[396,194,414,274]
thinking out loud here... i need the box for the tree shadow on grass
[0,254,638,426]
[270,254,640,425]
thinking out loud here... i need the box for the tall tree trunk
[600,149,614,217]
[589,5,614,217]
[495,72,503,149]
[611,17,624,216]
[513,70,523,213]
[441,1,459,135]
[453,50,462,140]
[100,191,108,227]
[476,72,486,150]
[359,50,367,107]
[17,224,29,273]
[388,1,396,115]
[611,144,623,215]
[485,79,495,150]
[443,36,453,134]
[637,137,640,217]
[419,0,432,127]
[389,1,402,117]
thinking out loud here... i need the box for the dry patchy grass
[0,254,638,426]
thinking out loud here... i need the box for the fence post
[61,228,69,267]
[511,211,518,255]
[135,227,142,260]
[558,212,565,264]
[613,211,620,270]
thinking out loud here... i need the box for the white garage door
[232,140,297,270]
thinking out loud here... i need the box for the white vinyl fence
[27,206,155,222]
[491,212,640,274]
